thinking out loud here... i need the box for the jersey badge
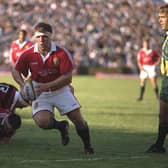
[53,58,59,66]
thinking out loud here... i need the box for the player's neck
[38,46,51,56]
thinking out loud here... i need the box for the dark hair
[34,22,52,33]
[8,113,21,130]
[19,29,27,36]
[159,4,168,14]
[143,36,150,43]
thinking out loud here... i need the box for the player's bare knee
[36,120,51,129]
[33,116,51,129]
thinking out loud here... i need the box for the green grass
[0,74,167,168]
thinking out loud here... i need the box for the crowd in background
[0,0,165,73]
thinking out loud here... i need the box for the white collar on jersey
[34,41,57,62]
[15,39,29,48]
[34,41,57,53]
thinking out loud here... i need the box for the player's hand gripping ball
[22,80,36,101]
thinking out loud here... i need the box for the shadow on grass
[0,125,164,157]
[0,124,168,168]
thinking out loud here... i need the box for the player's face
[19,32,26,43]
[35,35,51,52]
[158,12,168,31]
[142,40,149,49]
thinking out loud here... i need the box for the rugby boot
[146,144,166,153]
[84,146,94,155]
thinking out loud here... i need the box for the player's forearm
[49,72,72,88]
[137,63,143,70]
[155,58,161,65]
[11,68,24,88]
[34,72,72,93]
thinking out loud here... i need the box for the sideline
[95,72,138,79]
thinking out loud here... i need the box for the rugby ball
[23,80,36,101]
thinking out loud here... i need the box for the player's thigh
[147,65,156,78]
[52,90,81,115]
[32,95,54,116]
[33,110,53,128]
[32,97,54,127]
[140,70,148,80]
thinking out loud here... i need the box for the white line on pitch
[20,155,149,163]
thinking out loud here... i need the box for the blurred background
[0,0,166,74]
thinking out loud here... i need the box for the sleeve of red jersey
[154,50,161,58]
[10,42,15,64]
[15,53,29,77]
[59,51,74,74]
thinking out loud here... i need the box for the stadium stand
[0,0,165,74]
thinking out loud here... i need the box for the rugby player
[147,4,168,153]
[137,37,160,101]
[10,29,33,66]
[12,22,94,154]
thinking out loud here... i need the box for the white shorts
[32,86,81,116]
[140,65,157,79]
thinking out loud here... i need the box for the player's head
[34,22,52,38]
[18,29,27,42]
[0,113,21,138]
[158,4,168,31]
[159,4,168,15]
[8,113,21,130]
[142,36,150,48]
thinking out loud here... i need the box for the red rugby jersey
[137,49,160,65]
[10,39,33,65]
[0,83,17,110]
[15,42,74,90]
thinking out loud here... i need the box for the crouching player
[0,82,28,144]
[0,108,21,144]
[0,82,69,145]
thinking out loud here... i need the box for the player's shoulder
[11,40,18,47]
[138,49,145,55]
[56,44,72,57]
[22,45,34,55]
[152,49,160,54]
[27,41,34,46]
[0,83,17,90]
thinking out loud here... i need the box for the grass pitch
[0,74,167,168]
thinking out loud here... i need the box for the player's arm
[154,51,161,66]
[48,72,72,88]
[9,43,15,66]
[137,53,143,71]
[34,72,72,96]
[155,57,161,66]
[11,68,25,89]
